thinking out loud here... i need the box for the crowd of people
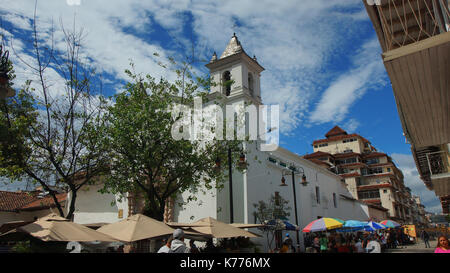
[107,228,450,253]
[156,228,246,253]
[303,228,417,253]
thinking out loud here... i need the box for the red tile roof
[20,193,67,211]
[333,152,361,158]
[0,190,66,212]
[339,172,361,178]
[363,173,394,178]
[303,151,333,159]
[313,133,370,145]
[362,152,387,159]
[0,191,37,212]
[357,183,392,190]
[307,158,332,168]
[325,126,347,138]
[336,162,367,168]
[366,162,394,167]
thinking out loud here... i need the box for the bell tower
[205,33,264,106]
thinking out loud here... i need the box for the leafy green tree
[253,194,291,251]
[96,60,246,221]
[0,19,109,219]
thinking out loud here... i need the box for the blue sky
[0,0,442,214]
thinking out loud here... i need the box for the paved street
[384,239,437,253]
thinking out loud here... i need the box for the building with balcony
[363,0,450,214]
[304,125,419,224]
[411,195,428,226]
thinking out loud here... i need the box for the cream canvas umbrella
[96,214,175,242]
[189,217,260,238]
[230,223,265,229]
[0,213,117,242]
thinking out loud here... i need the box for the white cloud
[342,118,360,132]
[309,37,386,125]
[1,0,373,135]
[391,153,443,214]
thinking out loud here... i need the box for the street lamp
[214,148,247,224]
[280,165,308,252]
[0,45,15,99]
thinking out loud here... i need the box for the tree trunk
[142,194,165,221]
[66,186,77,220]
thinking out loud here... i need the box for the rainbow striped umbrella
[302,218,344,233]
[380,220,401,228]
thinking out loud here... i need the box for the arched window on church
[223,71,231,96]
[248,73,254,96]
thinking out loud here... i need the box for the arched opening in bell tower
[248,72,254,96]
[223,71,231,96]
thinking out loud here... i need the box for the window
[318,143,328,147]
[279,161,287,167]
[369,167,383,174]
[358,190,380,199]
[337,167,349,174]
[333,193,337,208]
[339,158,356,164]
[383,190,387,193]
[248,73,254,95]
[343,138,357,143]
[366,158,380,165]
[343,149,353,153]
[268,157,277,163]
[314,145,318,148]
[315,186,320,204]
[223,71,231,96]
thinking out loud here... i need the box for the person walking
[189,239,200,253]
[312,236,320,253]
[420,230,431,248]
[283,233,294,253]
[354,238,365,253]
[170,229,190,253]
[157,235,173,253]
[319,234,328,253]
[434,236,450,253]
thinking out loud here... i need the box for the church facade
[66,34,376,252]
[172,34,372,252]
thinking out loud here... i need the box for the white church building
[67,34,372,252]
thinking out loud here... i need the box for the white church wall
[69,183,128,225]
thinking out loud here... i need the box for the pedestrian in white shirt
[157,235,173,253]
[354,238,365,253]
[170,229,191,253]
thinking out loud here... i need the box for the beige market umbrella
[231,223,265,229]
[0,213,117,242]
[96,214,175,242]
[188,217,260,239]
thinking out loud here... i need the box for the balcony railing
[366,0,450,51]
[426,150,450,177]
